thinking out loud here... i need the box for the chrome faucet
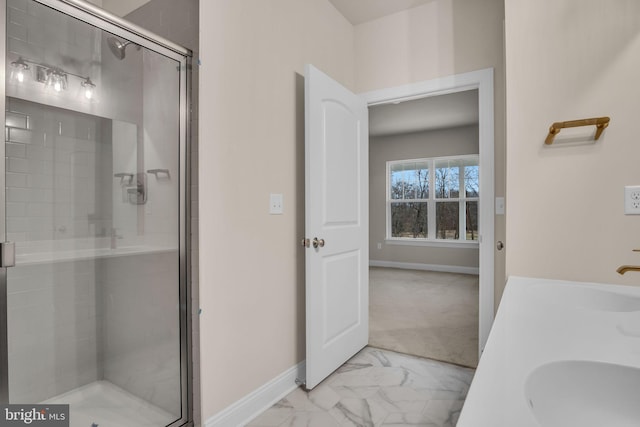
[617,265,640,275]
[110,227,123,249]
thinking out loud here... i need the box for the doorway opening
[361,69,495,366]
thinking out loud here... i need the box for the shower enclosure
[0,0,192,426]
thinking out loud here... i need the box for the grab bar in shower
[545,117,610,145]
[114,172,134,185]
[147,168,171,179]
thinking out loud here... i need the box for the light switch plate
[269,193,283,214]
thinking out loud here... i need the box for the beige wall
[370,126,479,268]
[355,0,507,303]
[505,1,640,285]
[198,0,505,421]
[198,0,354,419]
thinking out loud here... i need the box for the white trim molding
[204,361,305,427]
[385,239,479,249]
[370,260,479,275]
[360,67,495,357]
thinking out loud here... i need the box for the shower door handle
[0,242,15,268]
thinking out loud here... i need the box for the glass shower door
[1,0,190,426]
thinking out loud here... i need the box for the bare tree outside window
[387,156,478,242]
[390,163,429,238]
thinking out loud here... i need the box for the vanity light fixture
[10,57,30,83]
[45,67,68,92]
[10,56,97,100]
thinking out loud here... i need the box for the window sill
[385,238,479,249]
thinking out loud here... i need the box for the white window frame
[386,154,479,248]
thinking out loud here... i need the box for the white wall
[354,0,507,302]
[370,126,479,269]
[198,0,355,419]
[505,0,640,285]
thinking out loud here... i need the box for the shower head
[107,36,136,60]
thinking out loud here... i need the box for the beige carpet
[369,267,479,368]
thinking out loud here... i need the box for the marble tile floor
[43,380,177,427]
[247,346,475,427]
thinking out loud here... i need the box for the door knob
[312,237,325,248]
[301,238,310,248]
[497,241,504,251]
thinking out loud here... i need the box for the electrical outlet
[624,186,640,214]
[269,193,283,214]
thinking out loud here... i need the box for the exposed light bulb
[53,80,62,92]
[81,78,96,101]
[10,57,30,83]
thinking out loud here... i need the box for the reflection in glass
[4,1,185,425]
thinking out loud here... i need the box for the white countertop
[458,276,640,427]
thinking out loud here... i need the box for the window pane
[466,201,479,240]
[435,159,460,199]
[391,202,428,238]
[464,163,479,198]
[390,162,428,200]
[436,201,459,239]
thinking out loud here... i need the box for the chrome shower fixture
[107,36,139,60]
[9,56,96,99]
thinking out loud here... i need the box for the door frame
[359,68,495,356]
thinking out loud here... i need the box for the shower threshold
[43,380,177,427]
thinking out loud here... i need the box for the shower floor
[43,380,177,427]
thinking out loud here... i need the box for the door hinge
[1,242,16,268]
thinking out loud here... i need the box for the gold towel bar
[545,116,610,145]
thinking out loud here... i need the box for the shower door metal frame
[0,0,193,425]
[0,0,7,406]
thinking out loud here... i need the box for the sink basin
[525,360,640,427]
[527,282,640,312]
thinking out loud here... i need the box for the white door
[304,64,369,390]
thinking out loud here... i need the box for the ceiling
[327,1,477,137]
[328,0,432,25]
[369,90,479,137]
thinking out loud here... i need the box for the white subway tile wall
[7,259,100,403]
[5,97,112,242]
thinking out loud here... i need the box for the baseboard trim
[204,361,305,427]
[369,260,479,275]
